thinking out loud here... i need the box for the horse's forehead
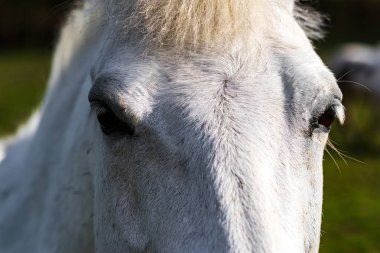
[98,45,334,105]
[93,11,337,116]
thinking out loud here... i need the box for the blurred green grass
[0,51,379,252]
[321,157,380,253]
[0,50,50,136]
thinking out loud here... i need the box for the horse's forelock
[294,1,326,41]
[105,0,266,51]
[100,0,324,50]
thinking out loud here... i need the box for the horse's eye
[95,106,135,136]
[318,107,337,129]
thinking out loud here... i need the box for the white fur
[0,1,343,252]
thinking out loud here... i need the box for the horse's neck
[0,4,105,252]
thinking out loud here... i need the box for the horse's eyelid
[88,73,121,103]
[90,103,107,116]
[329,102,345,125]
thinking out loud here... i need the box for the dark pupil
[96,109,135,136]
[318,108,336,128]
[97,111,121,135]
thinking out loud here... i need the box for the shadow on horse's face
[87,4,344,253]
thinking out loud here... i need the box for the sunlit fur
[111,0,261,50]
[107,0,323,50]
[0,0,344,252]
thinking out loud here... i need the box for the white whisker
[325,147,341,172]
[338,80,372,93]
[337,69,355,81]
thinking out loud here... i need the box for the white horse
[0,0,345,252]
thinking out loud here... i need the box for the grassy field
[0,51,379,252]
[321,156,380,253]
[0,50,50,136]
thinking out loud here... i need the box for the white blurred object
[330,43,380,95]
[0,144,5,163]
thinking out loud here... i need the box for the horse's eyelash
[90,103,108,116]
